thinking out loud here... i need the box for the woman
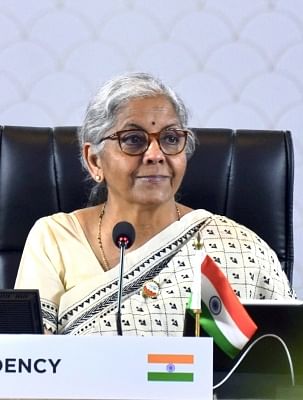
[15,72,295,335]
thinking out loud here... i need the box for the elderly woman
[15,72,295,335]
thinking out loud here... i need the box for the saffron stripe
[201,255,257,338]
[147,354,194,364]
[200,300,240,359]
[147,372,194,382]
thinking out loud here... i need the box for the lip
[136,175,170,183]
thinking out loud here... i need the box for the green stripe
[200,301,240,359]
[147,372,194,382]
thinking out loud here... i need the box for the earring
[95,175,101,182]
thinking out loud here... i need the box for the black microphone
[112,221,135,336]
[112,221,135,250]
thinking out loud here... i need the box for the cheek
[101,151,138,183]
[178,154,187,173]
[173,157,187,184]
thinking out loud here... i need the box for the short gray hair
[78,72,196,172]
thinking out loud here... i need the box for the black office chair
[0,125,294,288]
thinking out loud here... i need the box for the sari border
[59,217,210,334]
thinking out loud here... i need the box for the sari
[15,209,295,335]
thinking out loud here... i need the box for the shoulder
[32,212,77,230]
[27,211,82,244]
[198,212,278,269]
[178,206,213,223]
[180,208,254,237]
[182,208,267,248]
[200,213,265,244]
[196,212,277,263]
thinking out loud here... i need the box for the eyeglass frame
[97,128,189,156]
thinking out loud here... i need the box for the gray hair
[78,72,196,171]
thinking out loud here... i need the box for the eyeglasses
[98,128,189,156]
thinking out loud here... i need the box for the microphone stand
[112,221,135,336]
[116,241,127,336]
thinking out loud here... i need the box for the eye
[120,131,146,146]
[161,130,181,145]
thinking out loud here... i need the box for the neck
[96,200,185,271]
[101,200,181,244]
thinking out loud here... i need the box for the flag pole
[192,232,204,338]
[194,309,201,337]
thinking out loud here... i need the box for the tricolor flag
[147,354,194,382]
[189,250,257,359]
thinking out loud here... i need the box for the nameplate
[0,335,213,400]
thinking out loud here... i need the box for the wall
[0,0,302,296]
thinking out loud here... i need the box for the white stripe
[147,364,194,372]
[202,274,249,349]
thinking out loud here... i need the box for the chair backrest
[0,126,294,288]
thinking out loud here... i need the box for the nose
[142,137,165,164]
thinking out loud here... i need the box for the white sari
[15,209,295,334]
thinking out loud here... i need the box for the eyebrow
[122,123,142,130]
[120,123,180,131]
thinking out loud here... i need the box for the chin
[129,187,177,207]
[135,196,174,207]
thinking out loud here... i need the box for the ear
[83,143,104,182]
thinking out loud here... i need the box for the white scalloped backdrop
[1,0,302,297]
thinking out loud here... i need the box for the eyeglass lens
[118,129,187,155]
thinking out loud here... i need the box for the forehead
[115,95,179,127]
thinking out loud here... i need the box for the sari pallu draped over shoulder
[57,210,212,335]
[15,209,295,335]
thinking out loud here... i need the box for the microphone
[112,221,135,336]
[112,221,135,250]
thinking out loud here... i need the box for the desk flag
[189,250,257,359]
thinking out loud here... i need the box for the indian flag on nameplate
[147,354,194,382]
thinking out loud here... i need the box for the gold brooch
[142,280,160,299]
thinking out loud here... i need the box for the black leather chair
[0,126,294,289]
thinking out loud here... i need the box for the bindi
[151,121,156,125]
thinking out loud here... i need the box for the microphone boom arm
[112,222,136,336]
[116,241,127,336]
